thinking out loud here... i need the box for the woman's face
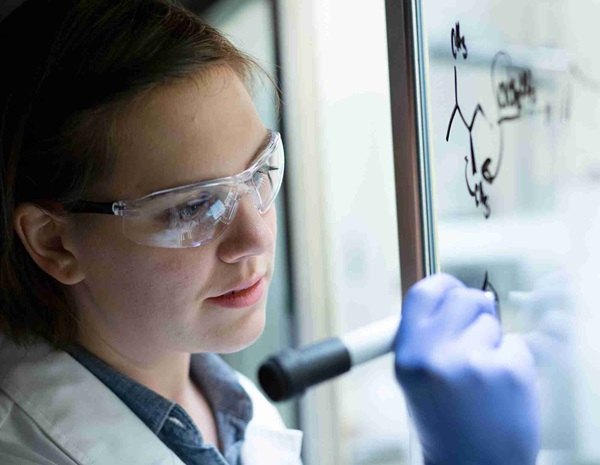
[67,68,277,358]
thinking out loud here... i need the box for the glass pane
[417,1,600,464]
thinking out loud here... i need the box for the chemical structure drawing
[446,22,496,218]
[446,22,539,219]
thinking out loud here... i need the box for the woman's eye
[178,199,210,220]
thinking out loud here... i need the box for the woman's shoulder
[0,381,67,465]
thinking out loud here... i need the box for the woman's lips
[206,277,265,308]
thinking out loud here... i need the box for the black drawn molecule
[446,22,544,219]
[446,22,493,218]
[445,23,543,219]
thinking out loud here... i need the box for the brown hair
[0,0,279,349]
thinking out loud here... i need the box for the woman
[0,1,539,465]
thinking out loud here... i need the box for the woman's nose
[216,193,275,263]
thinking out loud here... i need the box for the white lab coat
[0,333,303,465]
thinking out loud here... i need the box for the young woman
[0,1,539,465]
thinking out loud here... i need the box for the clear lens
[254,134,284,213]
[122,185,235,248]
[121,131,284,248]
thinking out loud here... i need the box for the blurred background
[183,1,600,464]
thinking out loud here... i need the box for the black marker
[258,316,400,402]
[258,292,499,402]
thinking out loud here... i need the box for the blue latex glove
[394,273,540,465]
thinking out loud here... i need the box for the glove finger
[395,274,465,366]
[429,286,498,338]
[459,312,502,350]
[401,273,465,325]
[491,333,541,446]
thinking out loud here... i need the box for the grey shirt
[65,344,253,465]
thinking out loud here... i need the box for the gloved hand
[394,273,540,465]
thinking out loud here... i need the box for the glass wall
[413,0,600,463]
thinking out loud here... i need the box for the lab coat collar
[242,424,304,464]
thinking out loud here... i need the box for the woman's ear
[12,203,85,285]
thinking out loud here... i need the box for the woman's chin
[212,307,267,354]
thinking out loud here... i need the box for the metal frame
[386,0,436,296]
[386,2,438,463]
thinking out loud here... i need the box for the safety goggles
[61,130,284,248]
